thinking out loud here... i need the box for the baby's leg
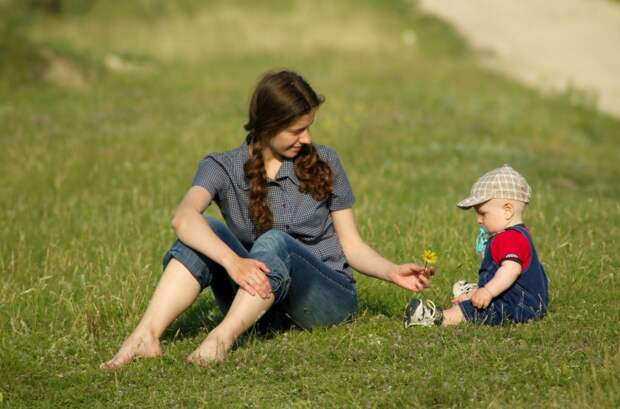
[442,305,466,326]
[457,299,506,326]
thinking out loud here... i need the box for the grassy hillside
[1,1,619,407]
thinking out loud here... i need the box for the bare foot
[100,332,162,370]
[186,333,233,367]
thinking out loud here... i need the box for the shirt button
[282,203,287,208]
[285,224,290,230]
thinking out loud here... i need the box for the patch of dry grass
[32,1,402,61]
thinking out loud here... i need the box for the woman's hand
[223,256,272,299]
[388,263,433,292]
[471,287,493,309]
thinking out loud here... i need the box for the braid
[244,139,273,234]
[243,142,333,235]
[294,144,333,201]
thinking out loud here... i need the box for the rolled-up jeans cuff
[255,253,291,304]
[458,300,477,323]
[162,240,211,289]
[459,299,508,326]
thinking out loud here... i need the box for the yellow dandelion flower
[422,249,438,265]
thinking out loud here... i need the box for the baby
[404,165,549,327]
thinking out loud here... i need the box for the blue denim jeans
[162,217,358,330]
[458,282,547,326]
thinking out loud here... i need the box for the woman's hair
[243,70,333,234]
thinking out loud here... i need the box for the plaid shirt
[192,141,356,276]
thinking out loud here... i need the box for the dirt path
[418,0,620,117]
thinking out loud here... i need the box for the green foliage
[0,3,45,85]
[1,1,619,408]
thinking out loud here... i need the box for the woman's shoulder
[200,142,248,167]
[314,143,339,162]
[315,144,350,173]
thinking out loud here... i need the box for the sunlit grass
[1,0,619,407]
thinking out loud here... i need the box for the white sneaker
[403,299,443,327]
[452,280,478,298]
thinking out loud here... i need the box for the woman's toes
[100,353,131,370]
[186,338,227,367]
[100,336,162,370]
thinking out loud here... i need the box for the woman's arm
[171,186,272,298]
[331,209,431,292]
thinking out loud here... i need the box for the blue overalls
[458,225,549,325]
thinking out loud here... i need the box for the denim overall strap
[477,233,499,287]
[504,225,549,308]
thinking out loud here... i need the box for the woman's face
[266,110,316,160]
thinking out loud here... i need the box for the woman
[102,70,431,368]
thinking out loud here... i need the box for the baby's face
[474,199,513,234]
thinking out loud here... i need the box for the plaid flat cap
[457,164,531,209]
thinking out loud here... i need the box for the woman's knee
[205,216,228,236]
[266,263,292,304]
[252,229,289,254]
[205,217,250,257]
[250,230,293,303]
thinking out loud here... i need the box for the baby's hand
[471,287,493,309]
[451,293,473,305]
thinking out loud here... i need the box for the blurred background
[3,0,619,114]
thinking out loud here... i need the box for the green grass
[1,1,619,407]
